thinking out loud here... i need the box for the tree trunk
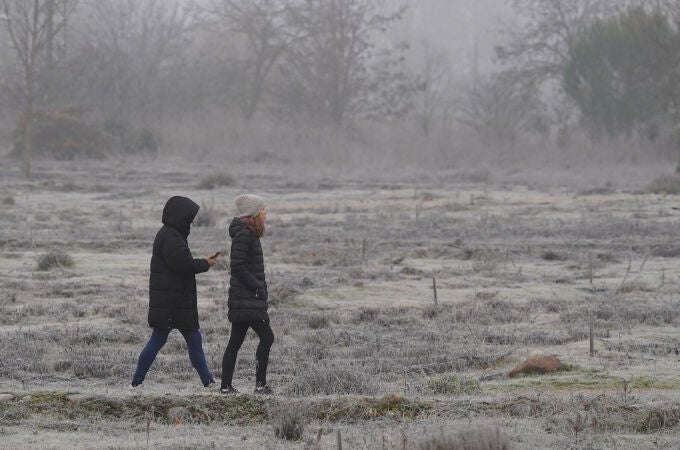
[22,73,34,178]
[674,125,680,175]
[45,0,55,104]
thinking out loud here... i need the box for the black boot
[253,382,273,395]
[219,385,239,394]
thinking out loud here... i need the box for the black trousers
[221,321,274,388]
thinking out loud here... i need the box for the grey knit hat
[235,194,265,217]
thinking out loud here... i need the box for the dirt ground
[2,156,680,449]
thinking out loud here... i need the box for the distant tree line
[496,0,680,157]
[1,0,679,176]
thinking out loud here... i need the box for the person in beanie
[220,194,274,394]
[131,196,219,388]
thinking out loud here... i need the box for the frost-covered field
[2,157,680,449]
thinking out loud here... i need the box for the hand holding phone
[206,251,220,267]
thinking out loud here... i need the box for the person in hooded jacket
[130,196,219,388]
[220,194,274,394]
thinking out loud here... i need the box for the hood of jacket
[229,217,248,239]
[162,196,200,239]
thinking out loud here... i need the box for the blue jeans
[132,327,212,386]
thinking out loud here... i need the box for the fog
[0,0,674,180]
[4,2,680,449]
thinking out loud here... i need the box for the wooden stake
[432,277,438,307]
[589,313,594,357]
[337,429,342,450]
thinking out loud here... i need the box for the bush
[647,175,680,194]
[417,426,512,450]
[2,196,15,205]
[103,119,158,155]
[269,404,305,441]
[197,173,235,189]
[12,106,107,160]
[426,374,480,395]
[36,251,75,271]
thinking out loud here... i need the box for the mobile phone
[211,251,221,258]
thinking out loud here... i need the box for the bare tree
[280,0,407,127]
[206,0,294,121]
[1,0,77,177]
[413,43,451,138]
[76,0,197,121]
[456,72,544,152]
[496,0,612,86]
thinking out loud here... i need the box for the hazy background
[0,0,678,178]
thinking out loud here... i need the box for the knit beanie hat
[235,194,265,218]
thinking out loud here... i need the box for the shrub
[36,251,75,271]
[426,374,480,395]
[12,106,107,160]
[269,404,305,441]
[2,196,15,205]
[198,172,235,189]
[647,175,680,194]
[417,426,512,450]
[103,119,158,155]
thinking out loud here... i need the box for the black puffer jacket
[227,217,268,323]
[148,196,210,330]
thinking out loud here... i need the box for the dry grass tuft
[307,313,330,329]
[426,374,480,395]
[289,364,377,396]
[36,251,75,271]
[269,403,305,441]
[417,425,512,450]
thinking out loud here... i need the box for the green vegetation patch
[3,391,433,426]
[426,373,481,395]
[310,394,434,422]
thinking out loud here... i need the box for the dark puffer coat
[227,217,269,323]
[148,196,210,330]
